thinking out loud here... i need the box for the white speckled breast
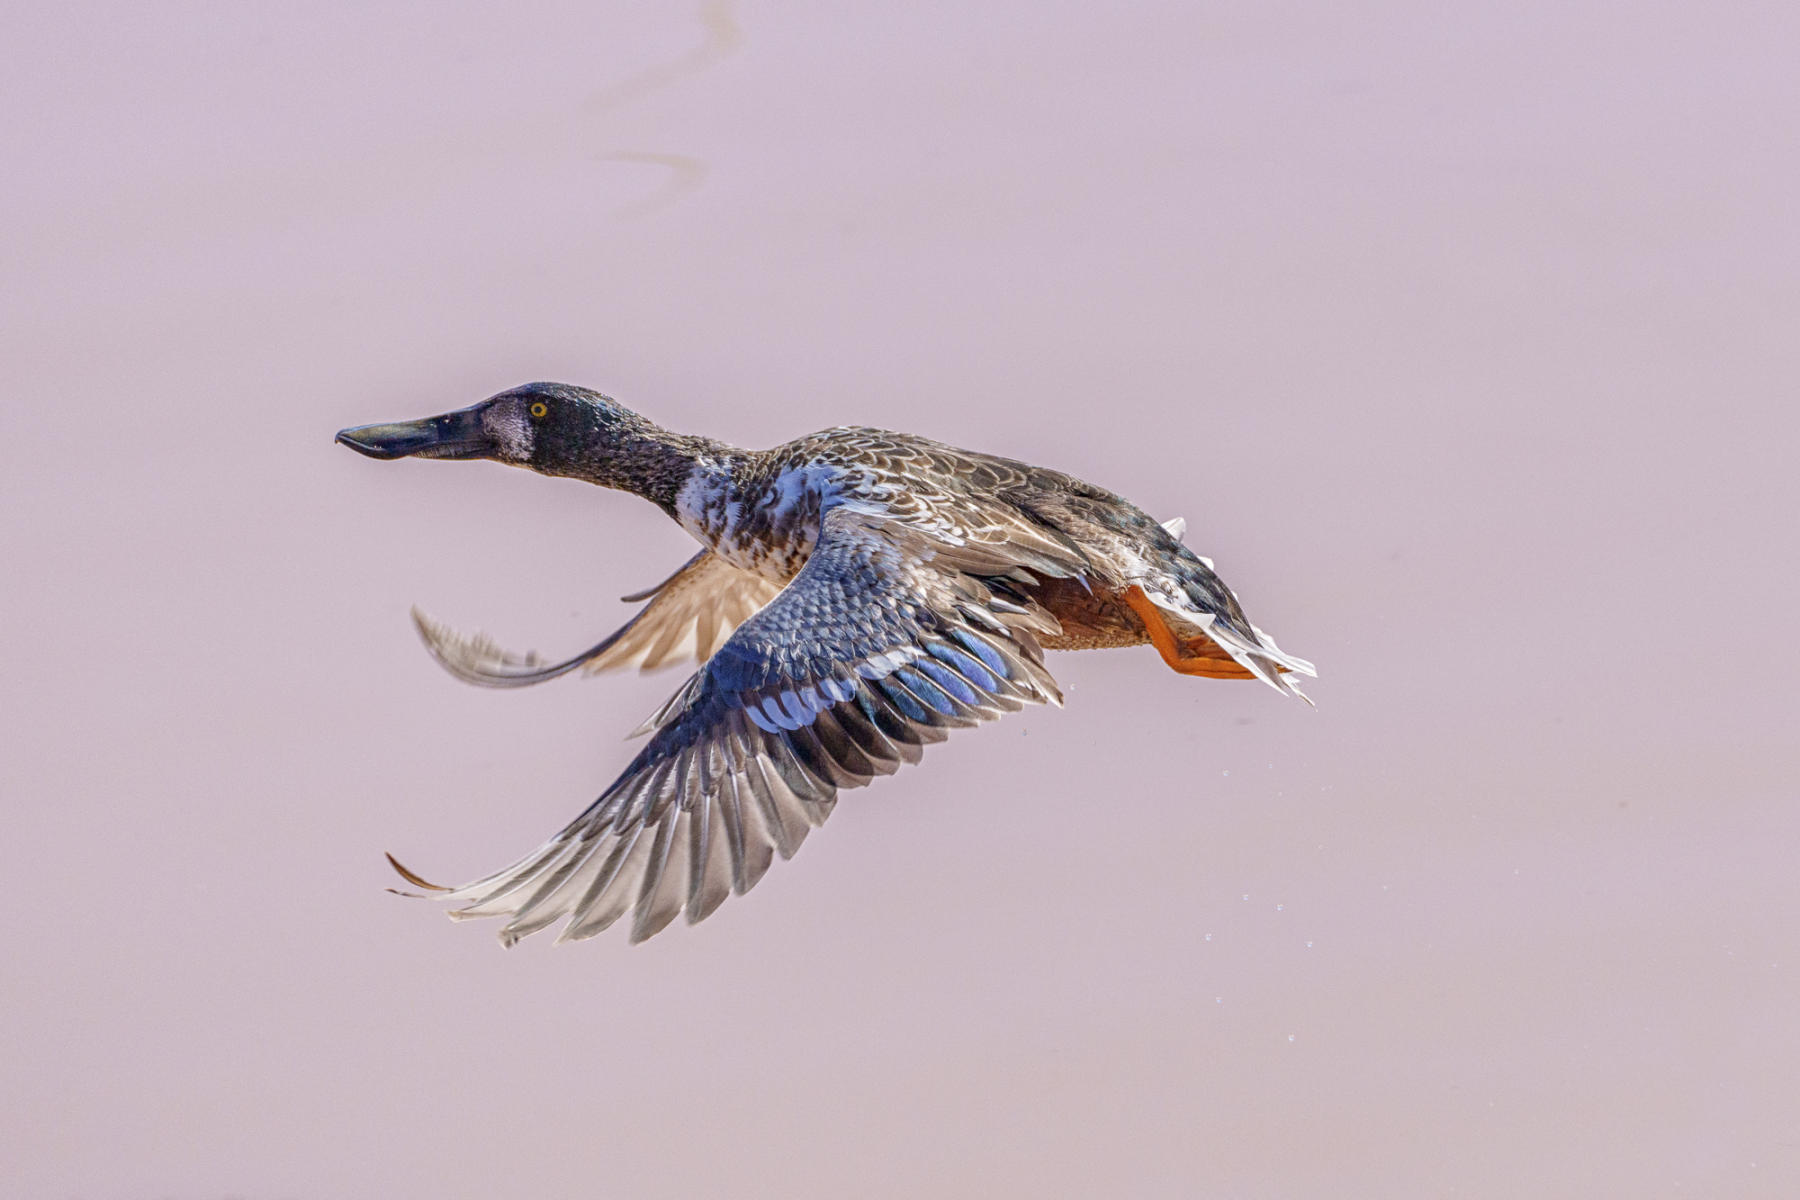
[675,461,852,582]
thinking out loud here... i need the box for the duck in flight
[336,382,1315,946]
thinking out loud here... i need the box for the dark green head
[336,382,675,487]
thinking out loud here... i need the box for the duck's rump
[1023,575,1264,679]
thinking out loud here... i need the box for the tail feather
[1191,617,1316,704]
[1138,543,1317,702]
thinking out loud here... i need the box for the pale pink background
[4,3,1796,1197]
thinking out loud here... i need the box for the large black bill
[335,405,495,461]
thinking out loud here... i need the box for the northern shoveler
[337,382,1315,945]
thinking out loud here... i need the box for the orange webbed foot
[1122,585,1259,679]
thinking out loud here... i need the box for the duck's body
[338,383,1313,946]
[665,423,1305,678]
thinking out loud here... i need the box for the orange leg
[1122,586,1256,679]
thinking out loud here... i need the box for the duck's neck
[580,417,747,516]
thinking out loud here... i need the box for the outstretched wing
[410,550,783,688]
[393,507,1065,946]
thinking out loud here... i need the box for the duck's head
[336,382,666,485]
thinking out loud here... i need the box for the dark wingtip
[385,851,451,892]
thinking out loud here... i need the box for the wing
[410,549,784,688]
[392,507,1065,946]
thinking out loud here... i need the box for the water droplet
[1306,940,1314,948]
[1275,904,1284,912]
[1241,894,1250,901]
[1203,932,1213,942]
[1221,769,1231,777]
[1214,996,1223,1004]
[1286,1034,1296,1043]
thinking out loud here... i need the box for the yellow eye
[529,401,548,419]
